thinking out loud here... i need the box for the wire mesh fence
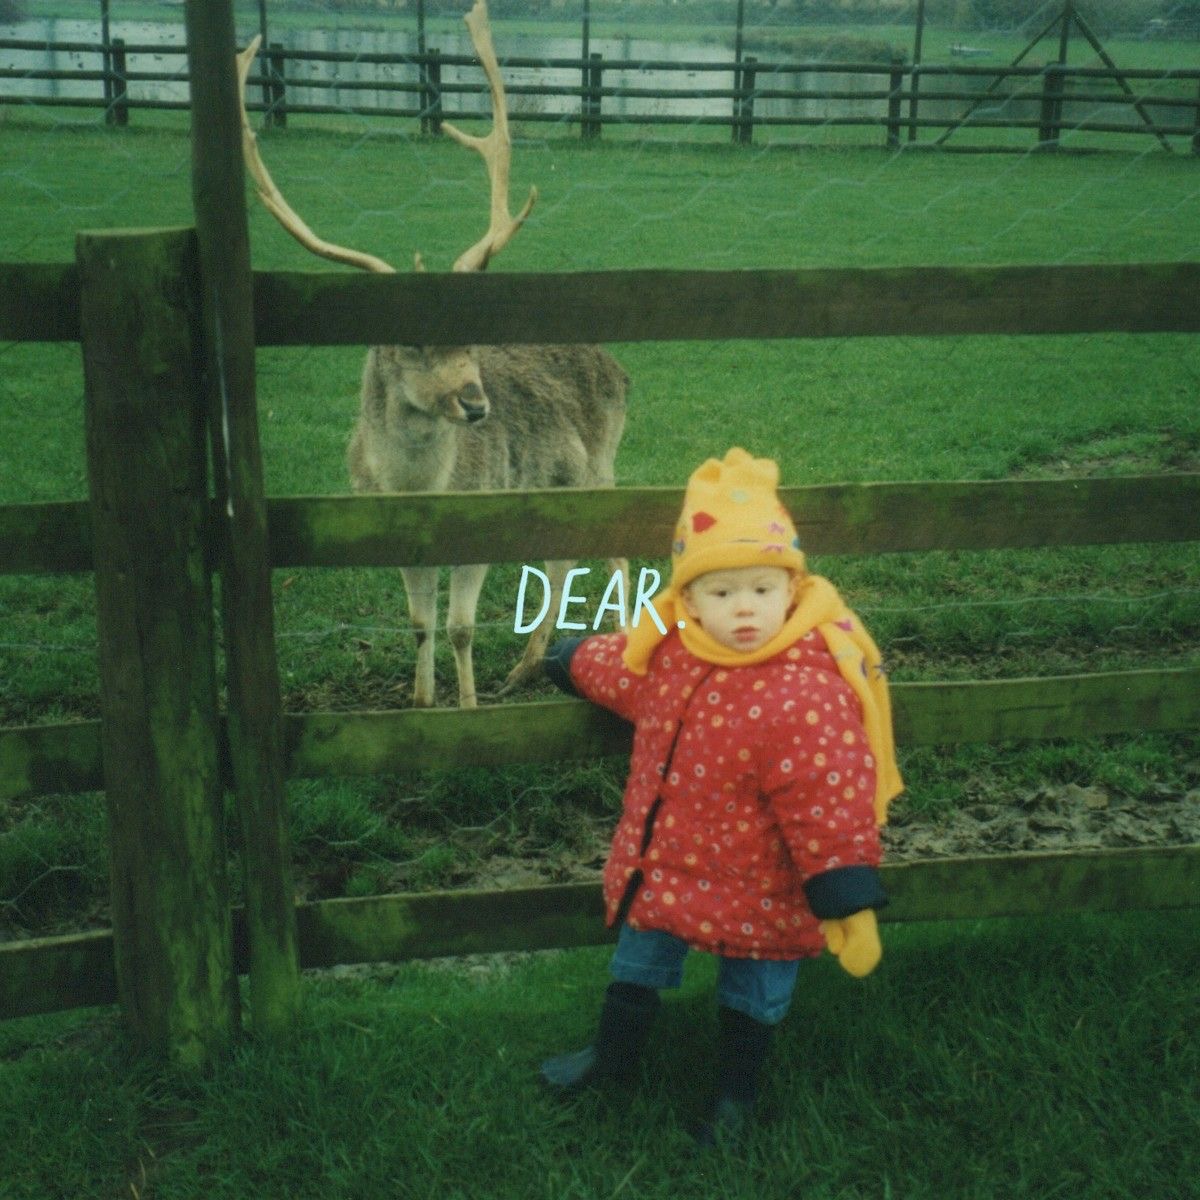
[2,0,1199,940]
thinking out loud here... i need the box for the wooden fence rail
[3,474,1200,576]
[1,244,1198,1056]
[3,36,1199,150]
[4,666,1199,804]
[4,261,1200,348]
[5,844,1197,1022]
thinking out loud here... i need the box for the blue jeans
[609,924,803,1026]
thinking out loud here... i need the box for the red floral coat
[561,628,886,960]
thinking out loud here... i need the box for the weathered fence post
[735,55,757,146]
[267,41,288,129]
[257,0,270,114]
[418,49,430,135]
[1193,77,1200,155]
[111,38,129,127]
[416,0,428,133]
[730,58,741,144]
[100,0,113,116]
[887,57,905,149]
[427,47,443,137]
[185,0,301,1040]
[1038,62,1065,148]
[582,52,602,141]
[908,63,922,142]
[77,227,239,1069]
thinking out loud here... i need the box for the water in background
[0,17,889,125]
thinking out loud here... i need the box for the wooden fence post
[111,39,129,127]
[730,58,741,144]
[908,63,922,142]
[427,48,442,137]
[1038,62,1065,148]
[583,51,602,140]
[267,41,287,129]
[1193,77,1199,155]
[735,55,757,145]
[418,50,429,135]
[100,0,113,115]
[77,226,239,1069]
[887,57,905,148]
[185,0,300,1040]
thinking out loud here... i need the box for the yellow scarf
[623,574,903,825]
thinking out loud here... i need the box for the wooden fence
[3,35,1200,150]
[2,243,1200,1065]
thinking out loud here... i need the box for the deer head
[234,0,537,426]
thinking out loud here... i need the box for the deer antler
[442,0,538,273]
[235,36,395,275]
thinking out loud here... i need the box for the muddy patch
[441,782,1200,888]
[304,786,1199,985]
[880,783,1200,860]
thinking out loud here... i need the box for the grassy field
[0,108,1198,1197]
[1,119,1199,930]
[2,911,1198,1198]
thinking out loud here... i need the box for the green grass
[1,122,1199,930]
[0,95,1198,1200]
[1,910,1197,1198]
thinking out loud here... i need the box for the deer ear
[413,252,426,272]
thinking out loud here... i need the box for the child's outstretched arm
[543,633,648,722]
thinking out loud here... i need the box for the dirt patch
[451,783,1200,885]
[880,783,1200,861]
[310,785,1200,987]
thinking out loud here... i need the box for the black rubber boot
[540,981,660,1092]
[690,1006,774,1148]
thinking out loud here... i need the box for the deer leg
[401,565,439,708]
[498,558,571,696]
[447,562,489,709]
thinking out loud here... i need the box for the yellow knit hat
[670,447,807,592]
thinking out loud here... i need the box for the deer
[235,0,629,709]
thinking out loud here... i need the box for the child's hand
[819,909,882,977]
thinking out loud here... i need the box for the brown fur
[347,341,629,707]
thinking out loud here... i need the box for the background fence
[7,0,1200,152]
[3,33,1199,149]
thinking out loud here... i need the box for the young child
[538,447,903,1144]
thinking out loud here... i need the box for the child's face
[681,566,796,653]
